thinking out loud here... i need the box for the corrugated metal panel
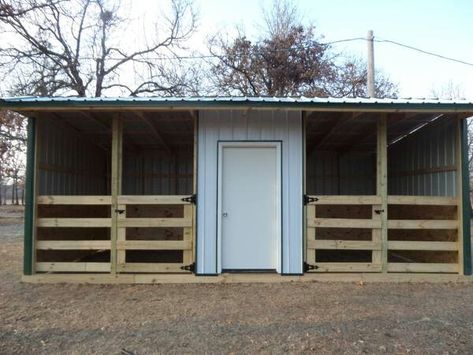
[3,96,473,111]
[121,149,192,195]
[197,110,303,275]
[306,151,375,195]
[388,117,457,197]
[37,117,109,195]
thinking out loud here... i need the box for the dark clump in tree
[0,0,197,97]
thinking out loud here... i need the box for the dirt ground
[1,206,473,354]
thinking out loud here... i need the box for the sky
[190,0,473,99]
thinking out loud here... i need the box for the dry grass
[1,205,473,354]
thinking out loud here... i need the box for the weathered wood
[117,195,191,205]
[117,218,192,228]
[387,195,458,206]
[387,263,457,273]
[117,263,186,273]
[377,115,388,273]
[308,218,381,229]
[309,262,382,272]
[387,220,458,229]
[456,118,464,275]
[37,218,111,227]
[116,240,192,250]
[183,205,193,265]
[388,241,458,251]
[36,240,111,250]
[36,262,111,272]
[307,195,381,205]
[37,195,112,205]
[307,239,380,250]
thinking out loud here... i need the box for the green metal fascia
[461,118,472,275]
[2,99,473,112]
[23,117,35,275]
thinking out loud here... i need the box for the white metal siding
[197,110,303,274]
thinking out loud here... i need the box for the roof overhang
[2,96,473,115]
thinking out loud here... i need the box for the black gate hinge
[181,194,197,204]
[304,262,319,272]
[303,194,319,205]
[180,262,195,272]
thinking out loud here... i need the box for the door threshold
[222,269,277,273]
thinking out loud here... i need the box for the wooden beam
[37,195,111,205]
[308,263,381,272]
[387,220,458,229]
[456,117,465,275]
[110,115,123,275]
[387,263,457,273]
[117,195,191,205]
[308,218,381,229]
[36,262,111,272]
[306,195,381,205]
[117,218,192,228]
[36,240,111,250]
[117,240,192,250]
[307,239,381,250]
[387,195,457,206]
[388,241,457,251]
[37,218,111,227]
[377,114,388,272]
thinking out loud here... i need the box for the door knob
[222,212,228,217]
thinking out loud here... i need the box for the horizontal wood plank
[309,263,382,272]
[37,218,112,228]
[37,195,111,205]
[388,241,458,251]
[307,239,381,250]
[387,195,458,206]
[388,263,458,273]
[117,218,192,228]
[117,195,190,205]
[36,262,111,272]
[307,195,381,205]
[117,263,186,273]
[36,240,111,250]
[116,240,192,250]
[308,218,381,229]
[387,220,458,229]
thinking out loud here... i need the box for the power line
[374,37,473,68]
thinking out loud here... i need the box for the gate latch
[304,195,319,205]
[115,209,125,214]
[180,262,195,272]
[181,194,197,205]
[374,209,385,214]
[304,262,319,272]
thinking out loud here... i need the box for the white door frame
[217,141,282,273]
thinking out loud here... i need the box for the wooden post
[183,204,193,267]
[376,114,388,272]
[307,205,316,265]
[111,116,123,275]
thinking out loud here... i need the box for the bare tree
[0,0,197,97]
[208,0,398,98]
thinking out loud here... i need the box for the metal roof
[2,96,473,112]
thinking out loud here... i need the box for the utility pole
[367,30,375,98]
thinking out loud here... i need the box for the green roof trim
[2,96,473,112]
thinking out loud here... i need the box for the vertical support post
[23,117,36,275]
[306,205,316,265]
[183,204,193,267]
[457,117,471,275]
[377,114,388,272]
[111,115,123,275]
[192,111,198,263]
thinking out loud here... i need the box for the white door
[218,142,281,271]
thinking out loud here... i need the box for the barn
[1,96,472,283]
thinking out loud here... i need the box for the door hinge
[180,262,195,272]
[181,194,197,204]
[304,262,319,272]
[304,194,319,205]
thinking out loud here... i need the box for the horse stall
[1,96,471,283]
